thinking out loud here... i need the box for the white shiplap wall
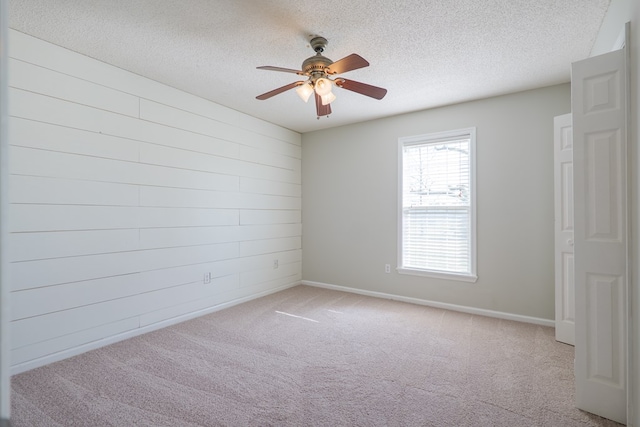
[8,30,302,373]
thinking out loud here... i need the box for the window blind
[401,137,472,275]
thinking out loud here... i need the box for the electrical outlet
[273,259,279,269]
[203,272,211,284]
[385,264,391,274]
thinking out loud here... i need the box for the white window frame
[397,127,477,282]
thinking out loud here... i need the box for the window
[398,128,477,282]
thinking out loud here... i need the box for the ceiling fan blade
[257,66,303,74]
[336,78,387,100]
[315,92,332,117]
[256,81,303,100]
[326,54,369,75]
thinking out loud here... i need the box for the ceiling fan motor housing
[301,54,332,76]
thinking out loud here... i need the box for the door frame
[621,22,632,426]
[554,113,575,345]
[0,0,10,421]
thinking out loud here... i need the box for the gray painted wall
[302,84,570,321]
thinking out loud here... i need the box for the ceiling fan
[255,36,387,119]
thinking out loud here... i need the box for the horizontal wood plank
[240,209,301,225]
[139,207,239,228]
[140,186,301,210]
[11,317,140,366]
[139,224,301,248]
[138,274,240,327]
[9,58,140,117]
[239,144,300,171]
[10,117,139,161]
[239,237,302,257]
[240,261,301,288]
[13,277,251,348]
[10,229,140,262]
[10,89,240,162]
[140,142,300,184]
[11,147,239,192]
[10,205,141,232]
[11,145,140,184]
[11,175,140,207]
[240,177,302,197]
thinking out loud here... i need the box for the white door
[554,113,574,345]
[572,46,628,424]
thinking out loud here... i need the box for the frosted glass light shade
[314,78,332,96]
[321,91,336,105]
[295,83,314,102]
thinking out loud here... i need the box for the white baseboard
[301,280,555,327]
[11,281,300,375]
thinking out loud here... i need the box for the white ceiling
[9,0,610,134]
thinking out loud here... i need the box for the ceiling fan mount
[255,35,387,119]
[309,35,328,53]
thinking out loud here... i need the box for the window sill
[397,267,478,283]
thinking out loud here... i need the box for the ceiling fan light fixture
[295,82,314,102]
[314,78,332,96]
[320,91,336,105]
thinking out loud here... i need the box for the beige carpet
[11,285,622,426]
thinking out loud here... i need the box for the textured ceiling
[9,0,610,134]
